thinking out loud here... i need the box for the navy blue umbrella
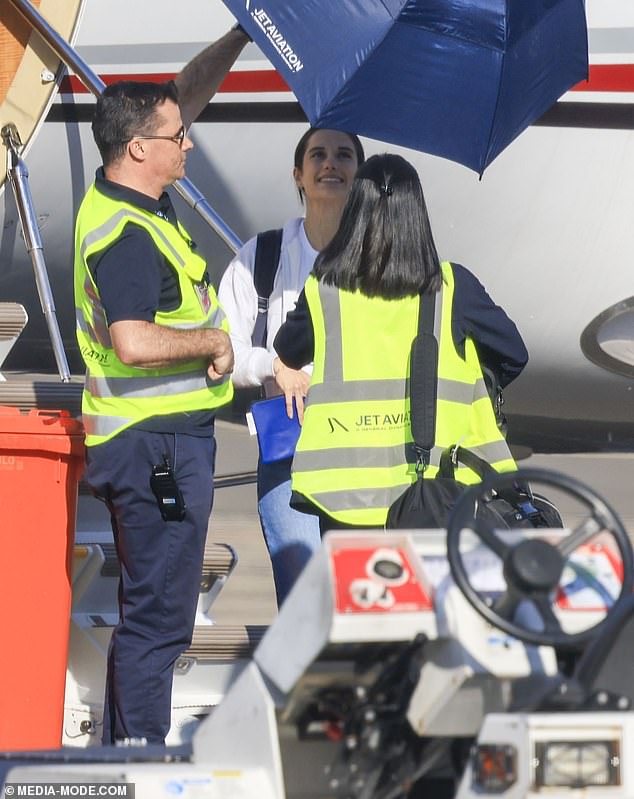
[224,0,588,174]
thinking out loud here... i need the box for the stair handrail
[7,0,243,253]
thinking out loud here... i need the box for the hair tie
[379,183,393,196]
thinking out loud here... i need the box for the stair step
[0,304,29,372]
[71,617,267,662]
[0,303,28,340]
[0,371,84,415]
[183,624,267,661]
[78,540,237,589]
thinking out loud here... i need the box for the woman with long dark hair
[274,153,528,530]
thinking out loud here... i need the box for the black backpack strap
[252,228,283,348]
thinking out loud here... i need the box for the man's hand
[273,357,310,424]
[207,329,234,380]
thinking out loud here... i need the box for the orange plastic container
[0,407,85,750]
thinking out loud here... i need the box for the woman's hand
[273,357,310,423]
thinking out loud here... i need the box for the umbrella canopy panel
[229,0,588,173]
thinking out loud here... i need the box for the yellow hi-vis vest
[74,183,233,447]
[291,263,517,526]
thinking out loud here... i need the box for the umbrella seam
[480,0,509,175]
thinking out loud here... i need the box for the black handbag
[386,443,563,529]
[385,290,562,531]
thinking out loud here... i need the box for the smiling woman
[292,128,363,219]
[217,126,365,607]
[0,0,84,189]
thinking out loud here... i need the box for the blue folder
[250,395,301,464]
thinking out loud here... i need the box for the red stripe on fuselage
[59,64,634,96]
[59,70,290,94]
[572,64,634,92]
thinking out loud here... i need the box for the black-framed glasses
[130,125,186,147]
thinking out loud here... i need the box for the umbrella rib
[479,10,508,176]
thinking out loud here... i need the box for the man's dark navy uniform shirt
[274,264,528,388]
[87,168,214,435]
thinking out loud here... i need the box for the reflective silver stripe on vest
[473,378,490,402]
[460,440,514,465]
[82,413,134,438]
[167,305,228,330]
[80,208,186,268]
[312,485,408,514]
[441,376,487,405]
[294,439,511,473]
[320,282,343,382]
[85,370,224,399]
[295,442,435,472]
[308,379,408,404]
[307,376,484,406]
[210,305,228,329]
[77,308,112,350]
[80,276,112,347]
[76,308,101,344]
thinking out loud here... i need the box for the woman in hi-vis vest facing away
[218,128,365,605]
[274,153,528,533]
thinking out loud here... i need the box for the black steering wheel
[446,467,634,648]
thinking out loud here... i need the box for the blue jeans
[257,457,321,606]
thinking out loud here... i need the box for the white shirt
[218,217,318,395]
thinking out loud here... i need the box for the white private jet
[2,3,634,798]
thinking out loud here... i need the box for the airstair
[66,519,267,746]
[0,302,27,375]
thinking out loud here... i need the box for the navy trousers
[84,428,216,745]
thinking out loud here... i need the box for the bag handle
[438,445,498,480]
[440,445,541,512]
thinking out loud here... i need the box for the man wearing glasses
[73,27,249,746]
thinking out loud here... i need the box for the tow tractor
[1,467,633,798]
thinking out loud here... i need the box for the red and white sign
[331,546,433,614]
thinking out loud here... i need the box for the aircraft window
[580,297,634,378]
